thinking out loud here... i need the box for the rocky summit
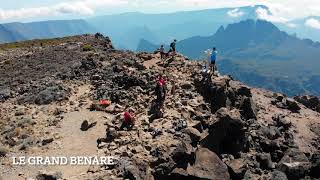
[0,34,319,180]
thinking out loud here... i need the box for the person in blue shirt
[210,47,218,73]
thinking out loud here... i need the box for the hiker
[204,49,211,73]
[210,47,218,73]
[169,39,177,55]
[171,80,176,96]
[119,108,135,130]
[159,45,165,59]
[155,74,167,108]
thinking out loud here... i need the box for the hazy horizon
[1,0,320,25]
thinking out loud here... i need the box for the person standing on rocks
[119,108,135,130]
[155,75,167,112]
[169,39,177,56]
[210,47,218,73]
[159,45,165,60]
[171,80,176,96]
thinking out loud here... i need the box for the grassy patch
[83,44,94,51]
[4,60,11,65]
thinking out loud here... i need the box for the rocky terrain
[0,34,319,180]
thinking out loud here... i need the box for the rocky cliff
[0,34,319,180]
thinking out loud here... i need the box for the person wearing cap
[119,108,135,130]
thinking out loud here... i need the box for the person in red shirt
[156,75,167,104]
[119,108,135,130]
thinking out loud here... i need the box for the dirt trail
[2,111,109,179]
[1,84,114,179]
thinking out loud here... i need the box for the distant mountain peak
[215,25,225,35]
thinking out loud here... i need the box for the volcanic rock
[186,147,230,179]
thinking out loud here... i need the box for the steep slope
[139,19,320,96]
[0,20,96,43]
[0,34,319,180]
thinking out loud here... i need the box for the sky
[0,0,320,24]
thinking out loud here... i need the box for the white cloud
[227,8,245,17]
[0,0,127,21]
[255,6,298,28]
[287,23,297,28]
[256,7,289,23]
[1,0,320,22]
[305,18,320,29]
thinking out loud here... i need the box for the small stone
[0,146,9,157]
[15,110,25,116]
[36,171,62,180]
[42,138,54,146]
[80,120,97,131]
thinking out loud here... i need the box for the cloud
[305,18,320,29]
[286,23,297,28]
[227,8,245,17]
[255,7,289,23]
[1,0,320,22]
[0,0,127,21]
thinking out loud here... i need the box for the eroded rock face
[239,97,257,120]
[194,75,258,120]
[201,108,247,156]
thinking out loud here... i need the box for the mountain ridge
[0,19,96,43]
[137,19,320,96]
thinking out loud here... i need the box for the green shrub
[4,60,11,65]
[83,44,94,51]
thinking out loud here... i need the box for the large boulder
[257,153,274,170]
[271,170,288,180]
[285,99,301,113]
[186,148,230,179]
[201,108,247,155]
[170,141,192,168]
[273,114,292,131]
[260,126,281,140]
[277,148,311,180]
[226,158,247,180]
[194,75,232,112]
[119,158,152,180]
[229,81,252,97]
[239,97,257,120]
[181,127,201,145]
